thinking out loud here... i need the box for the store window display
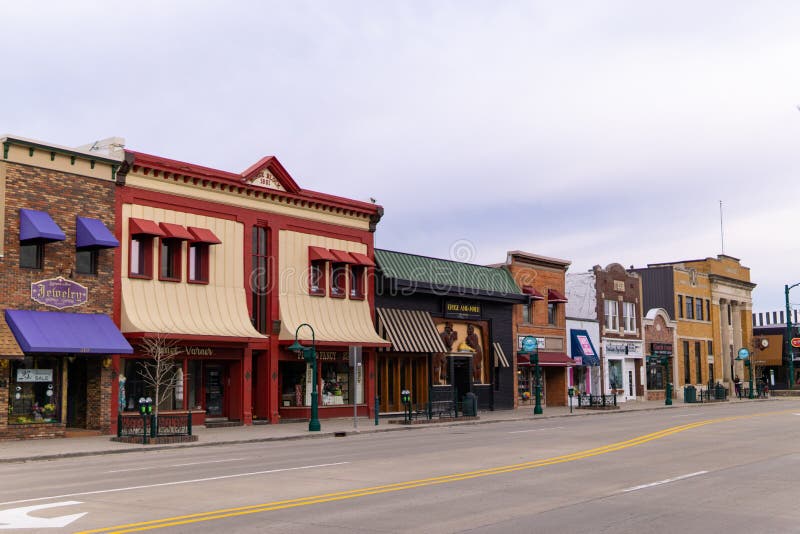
[10,356,60,424]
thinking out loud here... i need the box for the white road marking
[107,458,246,472]
[0,501,86,530]
[508,426,565,434]
[622,471,708,492]
[0,462,349,507]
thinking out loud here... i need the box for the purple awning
[19,209,65,242]
[76,217,119,249]
[5,310,133,354]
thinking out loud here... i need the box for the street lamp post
[288,323,321,432]
[661,357,672,406]
[785,283,800,390]
[532,350,542,415]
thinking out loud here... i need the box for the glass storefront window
[280,361,307,407]
[647,360,665,389]
[122,358,181,412]
[321,361,350,405]
[10,356,60,424]
[608,360,623,390]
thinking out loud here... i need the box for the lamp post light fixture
[736,348,754,399]
[520,336,542,415]
[660,356,672,406]
[288,323,321,432]
[785,283,800,390]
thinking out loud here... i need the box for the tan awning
[121,206,266,340]
[278,230,389,346]
[493,342,509,367]
[376,308,447,353]
[0,314,24,359]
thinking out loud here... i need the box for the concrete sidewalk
[0,398,772,464]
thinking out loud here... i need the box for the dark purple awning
[5,310,133,354]
[19,209,65,242]
[76,217,119,249]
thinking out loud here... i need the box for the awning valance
[570,329,600,366]
[5,309,133,354]
[76,217,119,249]
[19,209,65,242]
[517,351,575,367]
[309,246,337,262]
[188,227,222,245]
[493,342,509,367]
[330,250,357,264]
[349,252,376,267]
[129,218,166,237]
[159,222,193,240]
[522,286,545,300]
[547,289,568,303]
[376,308,447,353]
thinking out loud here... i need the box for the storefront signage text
[16,368,53,382]
[650,343,672,355]
[444,300,481,320]
[31,277,88,309]
[297,351,346,361]
[605,341,643,356]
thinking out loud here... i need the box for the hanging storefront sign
[30,277,88,309]
[444,300,481,320]
[604,340,643,357]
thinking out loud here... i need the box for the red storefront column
[243,348,253,425]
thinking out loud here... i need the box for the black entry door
[205,365,225,417]
[67,357,88,428]
[451,356,472,405]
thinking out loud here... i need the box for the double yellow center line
[77,412,772,533]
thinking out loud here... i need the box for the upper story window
[622,301,636,332]
[308,246,335,297]
[545,289,567,327]
[547,303,557,325]
[349,265,365,299]
[522,302,531,324]
[19,209,65,270]
[705,300,710,322]
[129,218,166,279]
[252,226,268,334]
[678,295,684,318]
[686,296,694,320]
[187,226,221,285]
[330,263,347,298]
[75,249,98,275]
[158,223,192,282]
[604,299,618,331]
[695,298,704,321]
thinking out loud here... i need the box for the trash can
[683,385,696,403]
[462,392,477,416]
[714,383,726,400]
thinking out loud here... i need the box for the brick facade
[0,148,119,439]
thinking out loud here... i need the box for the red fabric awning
[349,252,376,267]
[547,288,568,303]
[188,227,222,245]
[309,246,337,262]
[129,218,166,237]
[330,250,357,264]
[516,351,574,367]
[522,285,545,300]
[159,222,193,240]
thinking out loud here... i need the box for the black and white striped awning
[376,308,447,353]
[493,342,510,367]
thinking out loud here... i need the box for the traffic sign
[791,338,800,348]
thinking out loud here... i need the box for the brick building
[499,251,573,408]
[0,135,131,440]
[643,308,677,401]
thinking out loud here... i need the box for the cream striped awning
[493,342,509,368]
[376,308,447,353]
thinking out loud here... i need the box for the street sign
[791,338,800,348]
[737,348,750,359]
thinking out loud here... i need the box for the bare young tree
[138,335,184,416]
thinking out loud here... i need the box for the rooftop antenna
[719,200,725,254]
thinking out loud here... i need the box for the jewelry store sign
[31,277,88,309]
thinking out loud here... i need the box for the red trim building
[113,150,387,429]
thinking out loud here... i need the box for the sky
[2,1,799,312]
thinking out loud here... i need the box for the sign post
[349,346,362,430]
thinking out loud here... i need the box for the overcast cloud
[2,1,799,311]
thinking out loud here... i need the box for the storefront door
[378,355,429,413]
[66,357,88,428]
[451,356,472,401]
[205,364,227,418]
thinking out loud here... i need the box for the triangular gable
[240,156,301,194]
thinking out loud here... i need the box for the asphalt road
[1,400,799,533]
